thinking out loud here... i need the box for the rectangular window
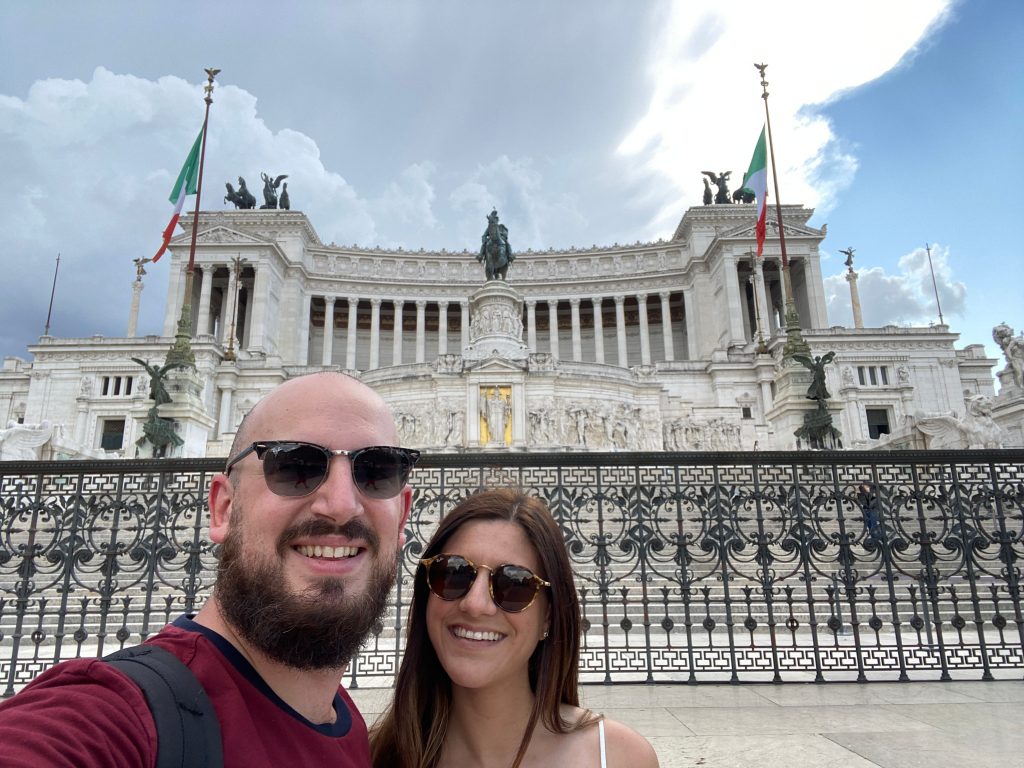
[100,419,125,450]
[868,367,878,385]
[102,377,110,396]
[880,367,889,385]
[125,377,133,396]
[857,367,866,386]
[865,408,891,440]
[741,406,752,420]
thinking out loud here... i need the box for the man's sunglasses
[419,553,551,613]
[224,441,420,499]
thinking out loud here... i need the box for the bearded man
[0,373,419,767]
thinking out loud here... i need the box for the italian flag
[741,126,768,257]
[152,129,203,262]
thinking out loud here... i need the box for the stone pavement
[349,680,1024,767]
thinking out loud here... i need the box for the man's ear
[397,485,413,547]
[208,473,234,544]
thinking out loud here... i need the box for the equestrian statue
[477,208,515,281]
[224,176,257,209]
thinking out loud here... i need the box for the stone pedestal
[764,363,842,449]
[462,282,529,365]
[160,367,215,458]
[992,377,1024,447]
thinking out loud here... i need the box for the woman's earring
[542,629,549,640]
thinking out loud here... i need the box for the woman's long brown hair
[369,488,590,768]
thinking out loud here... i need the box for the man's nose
[308,455,365,522]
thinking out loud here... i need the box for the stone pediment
[721,220,822,241]
[463,356,528,373]
[175,226,272,246]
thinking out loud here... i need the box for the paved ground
[349,680,1024,767]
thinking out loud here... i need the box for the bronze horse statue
[224,176,256,209]
[477,209,514,281]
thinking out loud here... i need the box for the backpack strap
[104,645,224,768]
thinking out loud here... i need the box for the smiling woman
[370,488,659,768]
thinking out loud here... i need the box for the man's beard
[215,507,399,671]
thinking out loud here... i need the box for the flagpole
[166,67,220,368]
[754,63,809,359]
[924,243,944,326]
[43,253,60,336]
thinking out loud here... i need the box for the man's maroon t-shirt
[0,616,371,768]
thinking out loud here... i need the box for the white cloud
[823,243,966,327]
[618,1,953,234]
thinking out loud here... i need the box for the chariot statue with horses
[477,208,515,281]
[224,176,257,209]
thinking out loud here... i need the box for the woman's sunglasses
[419,553,550,613]
[224,441,420,499]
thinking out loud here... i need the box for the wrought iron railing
[2,450,1022,694]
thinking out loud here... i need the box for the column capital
[569,297,581,307]
[370,297,383,307]
[613,294,625,305]
[393,298,405,308]
[438,299,449,309]
[659,290,671,301]
[526,299,537,309]
[636,292,648,303]
[325,295,337,307]
[845,270,859,284]
[416,299,427,309]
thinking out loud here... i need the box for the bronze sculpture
[259,172,288,209]
[477,209,514,281]
[225,176,257,209]
[701,171,732,204]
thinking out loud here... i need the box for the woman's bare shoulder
[601,716,660,767]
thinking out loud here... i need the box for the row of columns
[167,263,255,350]
[314,291,691,370]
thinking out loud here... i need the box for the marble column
[723,256,745,344]
[392,300,404,365]
[526,300,537,351]
[683,287,697,360]
[637,293,651,365]
[659,291,674,361]
[846,270,864,328]
[614,295,628,367]
[369,298,382,370]
[322,296,336,366]
[570,298,582,361]
[298,293,311,364]
[222,267,239,346]
[197,267,214,336]
[753,259,771,339]
[592,297,605,364]
[548,301,560,359]
[346,298,359,369]
[127,277,144,337]
[460,301,470,351]
[248,264,269,350]
[415,300,426,363]
[437,301,449,355]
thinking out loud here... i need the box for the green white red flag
[152,130,203,262]
[741,126,768,256]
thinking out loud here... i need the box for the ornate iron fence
[2,450,1022,695]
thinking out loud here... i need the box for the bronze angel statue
[260,172,288,209]
[793,351,836,402]
[701,170,731,204]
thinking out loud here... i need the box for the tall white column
[614,295,628,367]
[460,301,470,350]
[298,293,311,364]
[592,297,605,364]
[392,300,404,365]
[637,293,651,365]
[197,267,214,336]
[322,296,336,366]
[723,256,745,344]
[526,300,537,351]
[248,264,269,350]
[163,264,183,336]
[846,270,864,328]
[437,301,449,355]
[570,298,582,361]
[659,291,674,361]
[369,299,382,369]
[753,259,771,339]
[222,267,239,346]
[415,300,426,363]
[547,301,560,359]
[127,277,144,337]
[346,298,359,369]
[683,287,697,360]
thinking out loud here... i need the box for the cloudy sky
[1,1,1021,368]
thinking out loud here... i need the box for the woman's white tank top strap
[598,718,607,768]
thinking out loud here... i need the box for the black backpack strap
[104,645,224,768]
